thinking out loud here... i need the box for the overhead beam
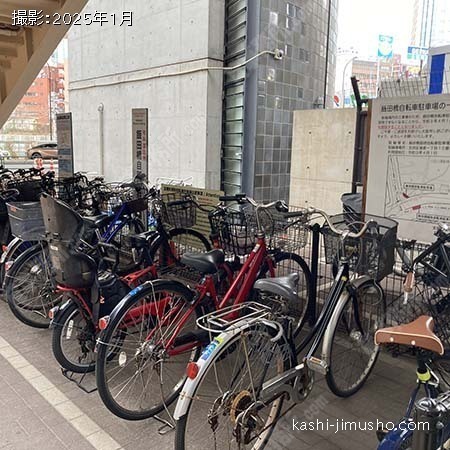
[0,46,17,57]
[0,34,23,45]
[1,0,63,12]
[0,0,88,128]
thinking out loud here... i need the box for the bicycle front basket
[6,202,45,240]
[162,196,197,228]
[322,213,398,281]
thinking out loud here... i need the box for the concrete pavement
[0,299,415,450]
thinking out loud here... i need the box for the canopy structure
[0,0,88,128]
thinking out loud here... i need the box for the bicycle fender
[174,320,280,420]
[50,298,74,328]
[0,237,21,264]
[102,279,194,325]
[377,421,412,450]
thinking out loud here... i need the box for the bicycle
[3,176,148,328]
[173,207,397,449]
[45,188,215,372]
[94,194,312,421]
[376,315,450,450]
[391,223,450,352]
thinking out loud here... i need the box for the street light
[341,56,357,108]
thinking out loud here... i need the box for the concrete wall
[68,0,224,187]
[289,108,356,213]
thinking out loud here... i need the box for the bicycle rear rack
[196,301,273,334]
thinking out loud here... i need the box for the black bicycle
[174,207,397,449]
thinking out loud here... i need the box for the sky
[337,0,414,60]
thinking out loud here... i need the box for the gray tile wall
[252,0,337,202]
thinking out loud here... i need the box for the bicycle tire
[5,242,61,328]
[175,322,293,450]
[324,278,385,397]
[149,228,211,268]
[52,300,96,373]
[96,279,200,420]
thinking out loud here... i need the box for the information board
[132,109,148,179]
[56,113,74,178]
[365,94,450,241]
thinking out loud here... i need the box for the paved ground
[0,299,415,450]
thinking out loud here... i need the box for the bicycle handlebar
[299,206,374,239]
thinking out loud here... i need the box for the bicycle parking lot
[0,298,415,450]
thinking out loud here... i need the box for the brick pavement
[0,300,415,450]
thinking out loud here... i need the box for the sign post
[56,112,74,179]
[132,108,149,180]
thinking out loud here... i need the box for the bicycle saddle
[181,249,225,274]
[253,272,299,304]
[375,315,444,355]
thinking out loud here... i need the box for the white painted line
[0,336,123,450]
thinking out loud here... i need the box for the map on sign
[384,155,450,222]
[366,94,450,242]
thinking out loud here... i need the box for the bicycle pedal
[306,356,328,375]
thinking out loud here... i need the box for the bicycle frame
[377,352,443,450]
[141,233,275,357]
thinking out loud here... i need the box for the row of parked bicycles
[1,167,450,449]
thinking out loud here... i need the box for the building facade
[0,62,65,157]
[410,0,450,49]
[68,0,337,201]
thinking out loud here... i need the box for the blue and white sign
[378,35,394,59]
[407,46,428,60]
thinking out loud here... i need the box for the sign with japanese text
[132,109,148,179]
[378,35,393,59]
[56,113,74,179]
[407,46,428,61]
[366,94,450,241]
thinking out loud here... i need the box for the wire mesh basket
[161,193,197,228]
[100,186,147,214]
[6,202,46,240]
[209,205,309,256]
[322,213,398,281]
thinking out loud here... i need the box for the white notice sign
[366,94,450,242]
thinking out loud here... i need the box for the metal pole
[350,76,369,194]
[307,223,321,326]
[323,0,332,109]
[47,64,53,141]
[98,103,105,177]
[341,56,357,108]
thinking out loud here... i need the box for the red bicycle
[95,194,312,420]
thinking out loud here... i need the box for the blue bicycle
[376,316,450,450]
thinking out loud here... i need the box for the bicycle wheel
[260,251,312,328]
[96,279,201,420]
[150,228,211,269]
[175,322,293,450]
[52,300,96,373]
[324,278,385,397]
[5,242,62,328]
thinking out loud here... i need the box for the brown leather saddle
[374,315,444,355]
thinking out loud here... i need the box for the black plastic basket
[162,195,196,228]
[322,213,398,281]
[6,202,46,240]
